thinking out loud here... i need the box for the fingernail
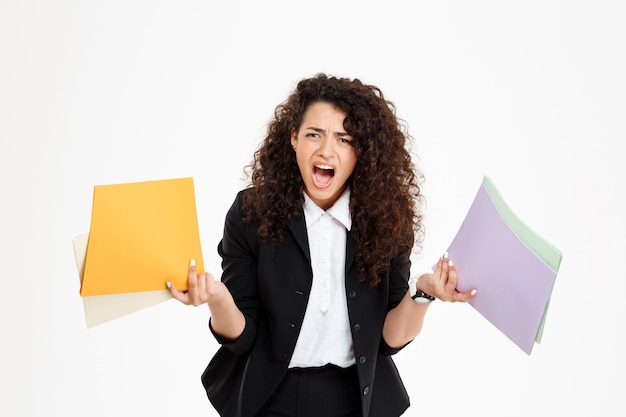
[190,259,196,267]
[471,289,477,296]
[444,251,449,259]
[448,259,454,266]
[166,281,171,289]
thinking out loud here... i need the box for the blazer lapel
[345,231,355,273]
[287,213,311,264]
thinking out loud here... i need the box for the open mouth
[312,164,335,188]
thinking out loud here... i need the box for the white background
[1,1,624,416]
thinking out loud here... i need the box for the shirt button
[359,356,367,364]
[353,323,360,332]
[363,387,370,396]
[349,290,357,298]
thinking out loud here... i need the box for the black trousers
[255,364,362,417]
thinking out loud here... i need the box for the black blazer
[202,190,412,417]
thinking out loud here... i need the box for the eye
[338,137,353,145]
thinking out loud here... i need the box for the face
[291,101,357,211]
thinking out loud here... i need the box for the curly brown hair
[242,73,424,287]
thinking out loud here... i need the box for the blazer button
[353,323,360,332]
[359,355,367,364]
[363,386,370,396]
[349,290,357,299]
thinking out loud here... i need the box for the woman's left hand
[415,253,476,303]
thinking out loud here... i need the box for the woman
[167,73,476,417]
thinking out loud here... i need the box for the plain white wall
[1,1,624,416]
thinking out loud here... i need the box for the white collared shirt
[288,188,356,368]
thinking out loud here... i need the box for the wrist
[412,289,435,304]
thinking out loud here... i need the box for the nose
[318,136,334,158]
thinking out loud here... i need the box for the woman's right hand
[167,259,245,340]
[166,259,229,307]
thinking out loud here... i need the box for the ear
[290,128,298,150]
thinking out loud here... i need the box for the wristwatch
[411,290,435,305]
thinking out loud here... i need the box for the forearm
[208,292,246,342]
[382,289,430,348]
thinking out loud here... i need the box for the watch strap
[411,290,435,304]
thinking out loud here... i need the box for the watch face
[413,296,433,305]
[412,291,435,304]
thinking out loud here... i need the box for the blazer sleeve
[378,251,412,356]
[210,190,260,356]
[387,251,411,311]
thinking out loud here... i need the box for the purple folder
[441,179,560,355]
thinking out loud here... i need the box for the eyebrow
[305,126,351,137]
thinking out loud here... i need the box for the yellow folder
[80,177,204,296]
[73,232,171,327]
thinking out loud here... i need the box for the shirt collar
[303,187,352,231]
